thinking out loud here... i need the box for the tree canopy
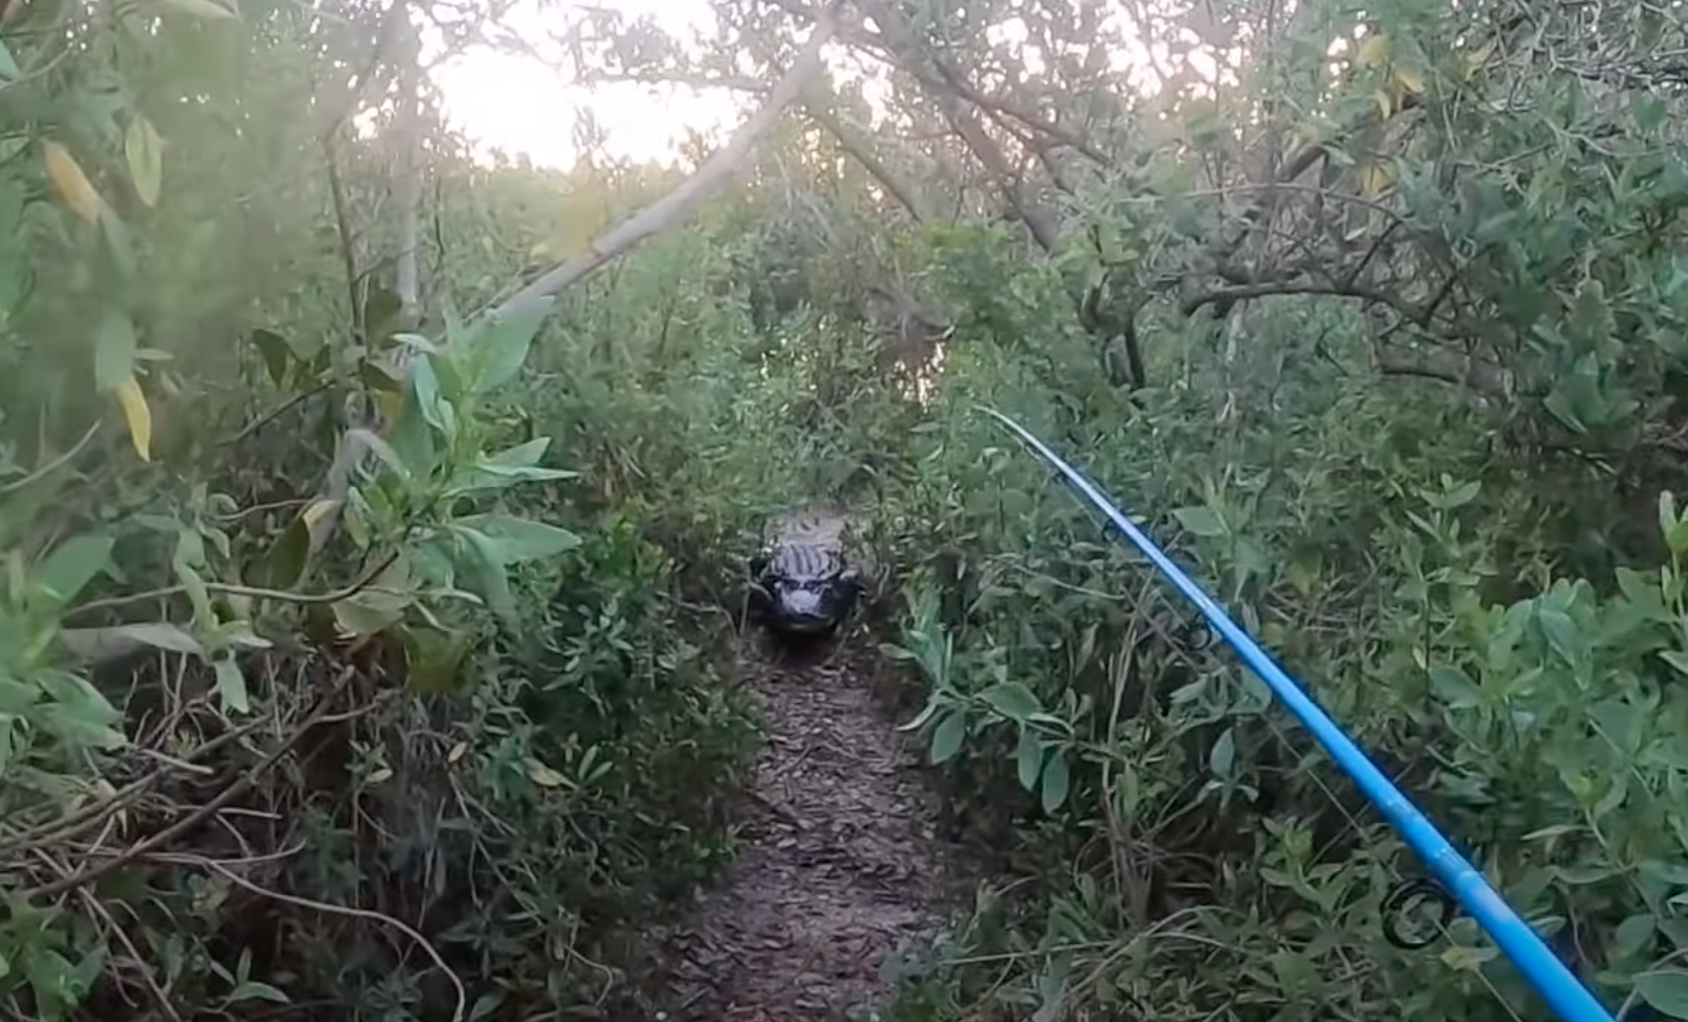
[2,0,1687,1018]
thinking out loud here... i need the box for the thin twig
[78,885,185,1022]
[66,551,400,620]
[25,844,183,1022]
[2,713,275,855]
[218,377,335,448]
[200,858,466,1022]
[21,667,367,900]
[0,422,100,495]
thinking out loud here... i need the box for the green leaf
[929,709,966,764]
[228,982,289,1005]
[450,514,580,563]
[1634,970,1688,1017]
[1040,750,1071,812]
[332,594,405,636]
[980,681,1040,722]
[123,114,163,208]
[36,670,125,750]
[1659,650,1688,680]
[896,694,941,732]
[35,534,114,607]
[249,329,291,387]
[98,204,138,285]
[94,312,138,392]
[462,300,553,394]
[1660,492,1678,544]
[1443,479,1480,508]
[175,562,215,626]
[263,515,310,590]
[346,428,410,482]
[1536,607,1582,666]
[0,40,21,80]
[452,527,517,630]
[358,355,406,393]
[1209,726,1236,779]
[1634,93,1668,133]
[213,658,249,713]
[1543,387,1588,435]
[486,437,549,468]
[1016,725,1043,791]
[411,356,449,435]
[401,624,470,694]
[332,559,414,636]
[386,381,438,483]
[111,622,203,656]
[1173,506,1226,538]
[1614,914,1657,960]
[1429,664,1483,708]
[444,440,577,498]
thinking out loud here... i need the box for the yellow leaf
[124,115,163,207]
[1360,162,1394,197]
[447,741,468,764]
[525,759,570,788]
[1440,944,1489,972]
[373,389,403,426]
[301,498,340,530]
[94,777,127,832]
[113,375,152,461]
[159,0,238,19]
[1372,89,1393,120]
[1357,34,1388,69]
[1393,65,1426,96]
[1463,41,1495,82]
[42,140,105,224]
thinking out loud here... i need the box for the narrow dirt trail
[660,637,964,1022]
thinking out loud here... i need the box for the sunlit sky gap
[429,0,1249,171]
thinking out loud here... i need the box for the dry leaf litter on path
[656,639,965,1022]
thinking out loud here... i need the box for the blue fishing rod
[980,406,1617,1022]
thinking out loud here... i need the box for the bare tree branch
[492,2,842,322]
[802,98,925,222]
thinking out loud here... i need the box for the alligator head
[751,546,861,636]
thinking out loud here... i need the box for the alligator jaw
[771,614,839,636]
[766,581,850,637]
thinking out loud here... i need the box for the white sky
[431,0,1221,170]
[433,0,743,168]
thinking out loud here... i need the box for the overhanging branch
[491,1,841,322]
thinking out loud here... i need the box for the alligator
[749,508,864,640]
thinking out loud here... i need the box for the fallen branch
[583,67,927,223]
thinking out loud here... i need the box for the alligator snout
[754,569,861,638]
[774,581,828,620]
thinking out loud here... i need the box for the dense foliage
[3,0,1688,1019]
